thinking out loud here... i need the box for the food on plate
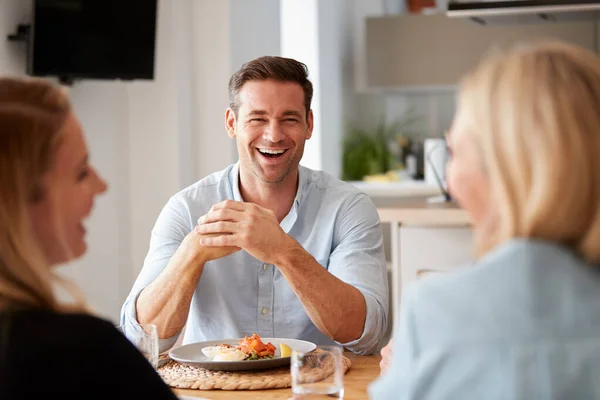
[202,333,278,362]
[279,343,292,358]
[201,343,236,359]
[237,333,277,360]
[212,349,247,361]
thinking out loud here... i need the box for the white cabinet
[398,226,474,289]
[386,224,473,335]
[376,201,473,334]
[366,14,597,88]
[387,223,474,317]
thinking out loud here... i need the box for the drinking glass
[116,323,159,369]
[291,345,344,399]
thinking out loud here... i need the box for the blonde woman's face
[28,114,108,266]
[446,112,491,227]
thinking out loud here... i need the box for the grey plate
[169,338,317,371]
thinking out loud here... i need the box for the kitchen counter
[349,181,470,226]
[374,199,471,226]
[350,180,442,198]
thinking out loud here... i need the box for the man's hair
[228,56,313,120]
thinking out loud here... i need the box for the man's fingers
[199,233,239,247]
[195,222,237,235]
[197,208,244,225]
[210,200,248,212]
[211,200,270,214]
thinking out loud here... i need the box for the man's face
[226,79,313,185]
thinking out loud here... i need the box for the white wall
[67,83,130,320]
[0,0,28,74]
[280,0,322,171]
[191,1,235,182]
[126,0,187,284]
[317,0,356,179]
[230,0,281,71]
[280,0,357,178]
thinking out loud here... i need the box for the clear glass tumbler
[116,323,159,369]
[291,345,344,399]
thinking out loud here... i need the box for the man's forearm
[275,236,367,344]
[136,248,205,339]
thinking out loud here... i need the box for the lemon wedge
[280,343,292,358]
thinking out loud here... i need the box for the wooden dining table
[172,352,382,399]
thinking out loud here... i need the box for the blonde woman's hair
[457,40,600,263]
[0,77,87,313]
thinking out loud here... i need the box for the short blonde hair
[0,77,86,312]
[458,41,600,263]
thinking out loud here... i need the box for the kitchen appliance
[425,138,452,202]
[447,0,600,25]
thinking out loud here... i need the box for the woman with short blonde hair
[0,77,178,399]
[370,41,600,399]
[461,41,600,262]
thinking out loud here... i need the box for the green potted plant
[341,111,420,181]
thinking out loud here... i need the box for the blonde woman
[0,77,178,399]
[369,41,600,399]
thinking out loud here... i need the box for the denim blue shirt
[369,238,600,399]
[121,163,388,355]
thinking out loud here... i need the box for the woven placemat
[158,348,351,391]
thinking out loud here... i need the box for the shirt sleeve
[327,192,389,355]
[368,284,420,399]
[120,194,193,353]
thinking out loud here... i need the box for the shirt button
[261,307,269,315]
[262,263,269,270]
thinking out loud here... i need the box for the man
[120,56,388,355]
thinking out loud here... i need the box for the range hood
[447,1,600,25]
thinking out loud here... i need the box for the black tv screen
[29,0,158,81]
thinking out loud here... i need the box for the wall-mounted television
[29,0,158,83]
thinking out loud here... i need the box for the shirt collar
[229,162,306,207]
[228,162,306,233]
[293,164,306,207]
[230,162,243,201]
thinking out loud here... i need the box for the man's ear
[225,108,236,138]
[305,110,314,140]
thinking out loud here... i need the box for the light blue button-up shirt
[369,238,600,399]
[121,163,388,355]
